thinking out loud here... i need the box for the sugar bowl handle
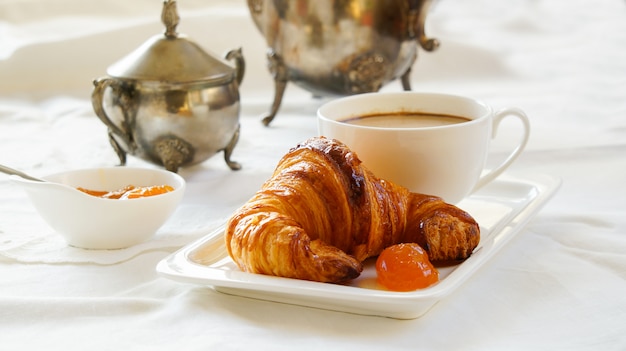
[225,47,245,86]
[91,77,131,146]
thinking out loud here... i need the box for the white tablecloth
[1,0,625,350]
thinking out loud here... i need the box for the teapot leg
[261,49,289,126]
[400,66,412,91]
[223,124,242,170]
[108,130,127,166]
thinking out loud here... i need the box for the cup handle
[472,107,530,192]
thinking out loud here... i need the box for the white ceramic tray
[157,172,560,319]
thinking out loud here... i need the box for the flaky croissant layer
[224,137,480,284]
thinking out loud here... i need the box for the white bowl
[12,167,186,250]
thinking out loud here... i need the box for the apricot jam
[77,185,174,199]
[375,243,439,291]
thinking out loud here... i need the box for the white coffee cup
[317,92,530,204]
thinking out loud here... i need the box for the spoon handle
[0,164,45,182]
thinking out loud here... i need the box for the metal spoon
[1,163,90,199]
[0,164,46,182]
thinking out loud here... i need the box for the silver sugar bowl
[92,0,245,172]
[247,0,439,126]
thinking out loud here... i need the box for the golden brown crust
[224,137,480,283]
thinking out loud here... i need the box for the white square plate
[157,172,560,319]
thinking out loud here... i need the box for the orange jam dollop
[375,243,439,291]
[77,185,174,199]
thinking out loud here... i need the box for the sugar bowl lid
[106,0,235,84]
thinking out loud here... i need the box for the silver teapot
[247,0,439,125]
[92,0,245,173]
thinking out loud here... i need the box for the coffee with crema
[341,112,471,128]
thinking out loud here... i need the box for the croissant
[224,137,480,284]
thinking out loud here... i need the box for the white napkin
[0,201,227,265]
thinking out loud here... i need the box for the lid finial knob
[162,0,180,39]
